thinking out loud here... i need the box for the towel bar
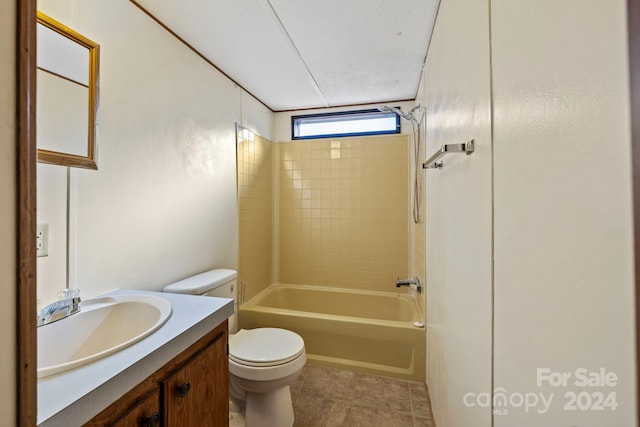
[422,140,474,169]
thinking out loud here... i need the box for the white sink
[38,294,172,379]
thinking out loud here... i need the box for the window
[291,109,400,140]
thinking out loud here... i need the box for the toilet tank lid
[162,269,237,295]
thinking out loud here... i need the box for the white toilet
[162,269,306,427]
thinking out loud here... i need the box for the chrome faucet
[37,289,81,327]
[396,277,422,293]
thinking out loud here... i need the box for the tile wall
[278,134,408,292]
[237,127,273,302]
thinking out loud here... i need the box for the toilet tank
[162,269,238,332]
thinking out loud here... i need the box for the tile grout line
[408,381,417,424]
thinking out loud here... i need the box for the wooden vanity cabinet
[163,327,228,426]
[109,390,161,427]
[85,320,229,427]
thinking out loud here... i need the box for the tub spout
[396,277,422,293]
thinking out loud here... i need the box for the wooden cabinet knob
[177,382,191,398]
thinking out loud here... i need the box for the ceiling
[134,0,440,112]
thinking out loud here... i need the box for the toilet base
[245,385,294,427]
[229,410,246,427]
[229,397,246,427]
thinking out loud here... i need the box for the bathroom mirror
[36,12,100,169]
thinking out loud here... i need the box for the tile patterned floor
[291,365,434,427]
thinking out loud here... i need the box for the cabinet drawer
[111,389,162,427]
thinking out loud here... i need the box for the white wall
[492,0,635,425]
[413,75,427,320]
[422,0,636,426]
[37,0,273,301]
[0,0,16,423]
[37,164,68,304]
[241,91,274,141]
[422,0,494,425]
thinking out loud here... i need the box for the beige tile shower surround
[237,130,273,302]
[278,135,408,292]
[238,132,409,296]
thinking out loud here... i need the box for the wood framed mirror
[36,12,100,169]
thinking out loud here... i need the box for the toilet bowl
[229,328,306,427]
[163,269,306,427]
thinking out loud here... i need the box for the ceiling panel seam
[261,0,329,108]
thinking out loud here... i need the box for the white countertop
[37,289,234,426]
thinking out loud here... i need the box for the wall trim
[128,1,416,115]
[128,0,274,113]
[275,98,418,114]
[16,0,37,424]
[627,0,640,424]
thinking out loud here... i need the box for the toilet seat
[229,351,307,383]
[230,328,305,367]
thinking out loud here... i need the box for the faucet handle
[396,277,422,293]
[58,288,80,299]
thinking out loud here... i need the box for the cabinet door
[163,333,228,426]
[110,389,162,427]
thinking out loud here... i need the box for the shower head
[378,105,402,115]
[378,104,421,122]
[408,104,421,115]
